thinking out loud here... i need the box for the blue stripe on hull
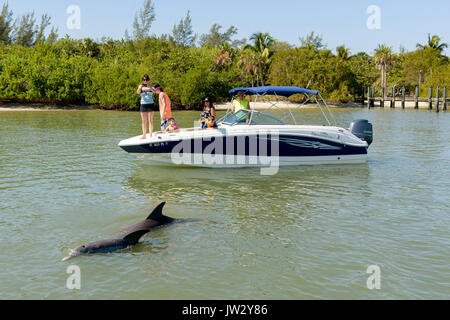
[120,135,367,157]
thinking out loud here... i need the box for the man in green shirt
[232,91,251,113]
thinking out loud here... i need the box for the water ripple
[0,110,449,299]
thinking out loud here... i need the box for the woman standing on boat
[199,97,216,127]
[136,74,157,139]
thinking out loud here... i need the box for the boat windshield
[221,110,285,126]
[221,110,250,125]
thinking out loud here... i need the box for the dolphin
[62,202,174,261]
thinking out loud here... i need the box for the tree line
[0,1,448,109]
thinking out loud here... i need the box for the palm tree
[374,44,395,98]
[238,49,258,87]
[299,31,325,50]
[416,34,448,53]
[336,45,351,60]
[243,32,275,86]
[213,42,234,71]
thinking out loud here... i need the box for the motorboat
[118,86,373,172]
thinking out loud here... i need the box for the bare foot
[140,135,147,140]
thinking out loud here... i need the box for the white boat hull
[119,124,369,171]
[132,153,368,167]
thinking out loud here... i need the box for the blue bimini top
[229,86,319,97]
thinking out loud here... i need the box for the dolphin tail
[146,202,166,220]
[123,229,151,245]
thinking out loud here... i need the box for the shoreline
[0,101,365,112]
[0,102,104,112]
[0,101,442,112]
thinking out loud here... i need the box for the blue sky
[3,0,449,54]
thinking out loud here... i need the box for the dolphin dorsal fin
[146,202,166,220]
[123,229,151,245]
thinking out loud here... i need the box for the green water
[0,109,448,299]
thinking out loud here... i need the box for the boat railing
[220,86,337,127]
[259,92,337,127]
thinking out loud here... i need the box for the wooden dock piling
[391,87,395,108]
[402,87,406,109]
[415,86,419,109]
[363,85,448,110]
[444,87,447,111]
[361,88,365,106]
[371,87,375,108]
[428,86,433,110]
[435,85,440,112]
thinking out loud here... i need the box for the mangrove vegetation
[0,1,448,109]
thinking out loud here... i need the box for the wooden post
[361,88,365,106]
[391,87,395,108]
[435,85,440,112]
[428,86,433,110]
[444,87,447,111]
[367,86,371,108]
[381,87,385,108]
[371,87,375,108]
[402,86,406,109]
[415,86,419,109]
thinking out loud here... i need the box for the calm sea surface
[0,108,448,299]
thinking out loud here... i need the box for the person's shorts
[140,103,158,112]
[161,118,169,131]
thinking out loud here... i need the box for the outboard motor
[348,119,373,146]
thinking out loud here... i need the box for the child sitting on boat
[202,116,217,129]
[165,117,179,133]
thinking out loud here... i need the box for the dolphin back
[146,202,166,220]
[62,202,177,261]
